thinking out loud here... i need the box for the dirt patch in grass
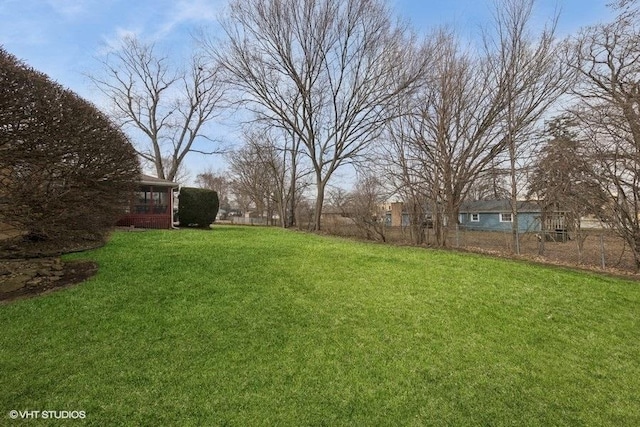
[0,233,103,303]
[0,257,98,303]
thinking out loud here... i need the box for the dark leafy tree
[0,47,140,248]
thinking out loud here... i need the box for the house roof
[139,174,179,187]
[460,199,541,213]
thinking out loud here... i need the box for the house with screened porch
[117,174,179,229]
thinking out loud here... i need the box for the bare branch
[87,35,227,181]
[203,0,426,230]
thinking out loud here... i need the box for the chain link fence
[323,222,639,275]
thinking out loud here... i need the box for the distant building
[458,200,543,232]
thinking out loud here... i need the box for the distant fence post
[600,234,606,269]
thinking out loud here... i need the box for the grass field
[1,226,639,425]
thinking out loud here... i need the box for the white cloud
[45,0,89,18]
[98,27,141,55]
[153,0,224,39]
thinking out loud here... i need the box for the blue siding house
[458,200,542,232]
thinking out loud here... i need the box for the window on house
[500,213,513,222]
[152,190,168,214]
[134,186,152,214]
[470,213,479,222]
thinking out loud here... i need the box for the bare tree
[196,168,232,211]
[485,0,573,254]
[161,155,190,184]
[89,36,226,182]
[381,2,569,250]
[324,173,389,241]
[326,186,350,213]
[384,29,509,246]
[205,0,426,230]
[227,136,277,224]
[345,173,389,242]
[227,127,311,226]
[382,101,431,245]
[252,125,311,228]
[565,0,640,268]
[467,162,510,201]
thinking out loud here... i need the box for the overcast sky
[0,0,615,182]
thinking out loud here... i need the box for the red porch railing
[117,214,172,229]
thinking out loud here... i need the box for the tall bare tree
[239,127,310,227]
[89,36,226,182]
[205,0,426,230]
[565,0,640,268]
[382,113,431,245]
[485,0,573,254]
[384,29,508,246]
[263,126,311,228]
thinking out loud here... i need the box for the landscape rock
[0,276,29,293]
[0,257,98,303]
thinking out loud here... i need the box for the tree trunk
[510,196,520,255]
[632,236,640,272]
[508,125,521,255]
[444,199,460,248]
[538,209,546,256]
[432,203,445,247]
[313,178,326,231]
[408,199,425,245]
[287,148,298,228]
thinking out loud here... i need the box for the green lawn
[1,226,639,426]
